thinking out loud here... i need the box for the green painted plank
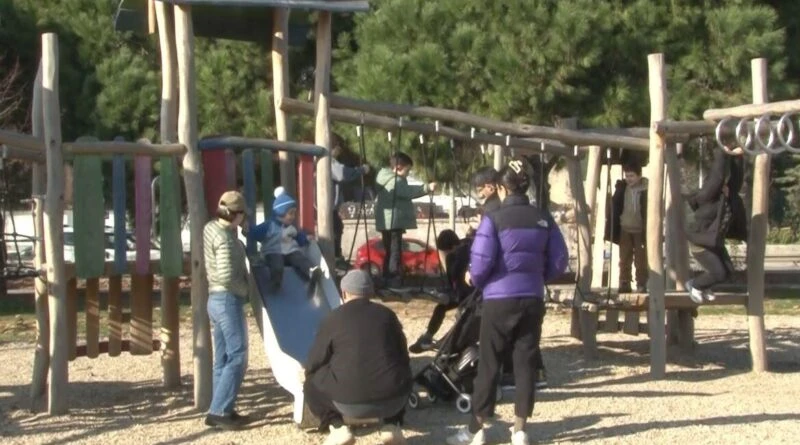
[159,156,184,277]
[260,150,274,217]
[73,154,106,278]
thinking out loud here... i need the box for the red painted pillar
[297,155,315,234]
[202,150,229,219]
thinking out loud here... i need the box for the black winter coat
[604,180,648,245]
[685,150,747,248]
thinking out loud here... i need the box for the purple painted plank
[134,156,152,275]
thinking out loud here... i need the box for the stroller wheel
[428,393,438,403]
[407,392,420,409]
[455,394,472,414]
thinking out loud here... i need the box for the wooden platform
[586,290,748,311]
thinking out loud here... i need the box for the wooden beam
[314,12,335,265]
[272,8,296,196]
[174,3,212,410]
[148,0,157,34]
[704,98,800,121]
[654,120,716,136]
[42,33,69,415]
[3,145,45,163]
[588,126,691,143]
[646,53,667,379]
[329,94,651,151]
[281,98,576,157]
[198,136,326,156]
[614,292,747,310]
[156,0,179,145]
[747,59,769,373]
[63,141,185,156]
[0,129,44,151]
[29,62,49,406]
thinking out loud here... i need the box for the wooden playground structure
[0,0,786,417]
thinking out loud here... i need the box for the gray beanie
[340,270,374,297]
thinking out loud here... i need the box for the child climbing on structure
[249,187,322,296]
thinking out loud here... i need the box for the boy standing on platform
[606,160,649,293]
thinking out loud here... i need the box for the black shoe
[499,373,516,391]
[535,369,548,389]
[205,414,243,430]
[384,276,404,290]
[408,335,435,354]
[618,283,632,293]
[230,410,251,425]
[636,285,647,293]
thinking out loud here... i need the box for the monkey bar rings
[715,113,800,155]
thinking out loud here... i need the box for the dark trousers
[472,297,545,419]
[425,300,460,337]
[691,244,734,290]
[333,210,344,258]
[265,251,315,290]
[380,230,404,280]
[619,230,647,288]
[303,379,405,430]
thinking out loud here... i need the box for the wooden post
[664,143,693,348]
[591,161,609,290]
[449,184,457,230]
[174,4,212,409]
[584,146,602,220]
[41,33,69,414]
[156,0,178,144]
[314,11,334,265]
[646,53,667,378]
[747,58,769,372]
[562,119,596,358]
[148,0,157,34]
[30,63,49,405]
[272,8,295,195]
[493,142,504,171]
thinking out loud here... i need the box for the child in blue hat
[248,186,322,294]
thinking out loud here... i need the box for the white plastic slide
[250,241,341,424]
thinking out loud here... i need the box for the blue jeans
[207,292,249,416]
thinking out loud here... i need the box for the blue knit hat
[272,186,297,216]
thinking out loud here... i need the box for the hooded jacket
[686,149,747,248]
[604,178,649,244]
[374,167,428,231]
[469,195,569,300]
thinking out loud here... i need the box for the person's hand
[464,270,472,286]
[730,146,744,156]
[360,164,371,175]
[428,182,438,193]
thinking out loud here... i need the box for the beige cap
[219,190,248,214]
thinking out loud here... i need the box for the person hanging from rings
[684,146,747,304]
[447,158,568,445]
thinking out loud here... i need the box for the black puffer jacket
[604,180,648,245]
[685,150,747,248]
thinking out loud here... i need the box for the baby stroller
[407,290,503,413]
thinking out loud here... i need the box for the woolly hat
[218,190,248,214]
[272,186,297,217]
[340,269,374,298]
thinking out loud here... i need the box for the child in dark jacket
[408,229,474,353]
[684,147,747,303]
[248,187,321,294]
[605,160,649,293]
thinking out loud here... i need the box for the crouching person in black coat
[303,269,412,445]
[684,147,748,304]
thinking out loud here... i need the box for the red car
[353,237,441,277]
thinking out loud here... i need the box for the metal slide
[250,242,341,424]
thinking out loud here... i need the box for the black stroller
[407,290,503,413]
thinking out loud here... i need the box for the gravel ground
[1,300,798,445]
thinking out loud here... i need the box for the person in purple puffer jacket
[447,158,569,445]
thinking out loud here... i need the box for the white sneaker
[685,280,705,304]
[379,424,407,444]
[510,427,530,445]
[322,424,354,445]
[705,290,717,302]
[446,426,486,445]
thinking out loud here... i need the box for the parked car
[353,237,441,276]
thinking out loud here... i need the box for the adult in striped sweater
[203,190,252,430]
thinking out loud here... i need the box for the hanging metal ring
[777,113,800,154]
[735,118,758,155]
[715,117,739,155]
[754,114,781,154]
